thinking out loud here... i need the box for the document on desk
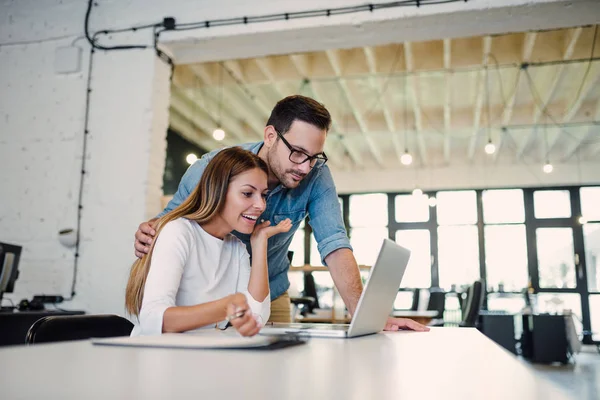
[92,331,306,350]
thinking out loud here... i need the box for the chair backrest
[303,272,320,309]
[26,314,133,344]
[460,280,485,327]
[410,288,421,311]
[427,290,446,319]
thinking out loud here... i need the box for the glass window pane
[482,189,525,224]
[393,291,414,310]
[349,193,388,227]
[438,225,480,290]
[536,228,576,289]
[581,187,600,221]
[590,295,600,341]
[584,223,600,292]
[312,271,334,309]
[396,230,431,288]
[535,293,582,323]
[349,228,389,266]
[486,293,526,313]
[395,194,429,222]
[534,190,571,219]
[484,225,528,292]
[437,191,477,225]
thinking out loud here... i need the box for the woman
[125,147,292,336]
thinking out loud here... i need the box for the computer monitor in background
[0,242,22,307]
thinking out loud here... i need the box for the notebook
[92,331,305,350]
[260,238,411,338]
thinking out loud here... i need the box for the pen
[226,308,246,322]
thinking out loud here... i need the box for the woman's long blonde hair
[125,147,268,316]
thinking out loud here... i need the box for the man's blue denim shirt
[158,142,352,301]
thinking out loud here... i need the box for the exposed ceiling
[169,25,600,172]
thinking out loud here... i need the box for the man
[135,95,428,332]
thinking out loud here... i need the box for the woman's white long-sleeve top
[131,218,270,336]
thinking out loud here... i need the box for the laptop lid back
[347,239,411,338]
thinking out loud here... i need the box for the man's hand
[134,219,157,258]
[384,317,430,332]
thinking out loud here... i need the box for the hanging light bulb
[213,128,225,141]
[484,140,496,155]
[412,187,423,197]
[428,196,437,207]
[579,216,587,225]
[401,150,413,166]
[186,153,198,165]
[543,162,553,174]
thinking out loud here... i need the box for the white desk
[0,328,571,399]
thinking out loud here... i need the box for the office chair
[459,280,485,327]
[409,288,421,311]
[427,290,446,319]
[26,314,133,344]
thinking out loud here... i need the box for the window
[349,193,388,227]
[581,187,600,221]
[395,230,431,288]
[395,194,429,222]
[484,225,528,292]
[536,228,576,289]
[590,295,600,341]
[438,225,480,290]
[349,193,388,266]
[534,190,571,219]
[584,223,600,292]
[482,189,525,224]
[437,191,477,225]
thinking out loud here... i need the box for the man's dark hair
[266,95,331,135]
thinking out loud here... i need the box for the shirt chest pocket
[269,210,306,247]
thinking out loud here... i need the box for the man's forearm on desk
[325,248,363,316]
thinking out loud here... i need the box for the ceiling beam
[467,36,493,161]
[363,46,403,164]
[325,49,384,166]
[169,109,228,150]
[404,42,428,165]
[288,53,362,168]
[443,38,452,164]
[187,64,265,138]
[517,27,582,159]
[561,100,600,161]
[494,32,537,162]
[222,60,274,119]
[170,88,247,144]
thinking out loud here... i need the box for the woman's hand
[250,218,292,244]
[226,293,261,337]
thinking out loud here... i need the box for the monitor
[0,242,22,305]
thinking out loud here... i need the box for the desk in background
[0,310,85,346]
[0,328,571,399]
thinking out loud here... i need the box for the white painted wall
[1,0,599,315]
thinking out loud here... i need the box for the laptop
[260,238,411,338]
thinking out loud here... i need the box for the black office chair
[409,288,421,311]
[26,314,134,344]
[459,280,485,327]
[427,290,446,319]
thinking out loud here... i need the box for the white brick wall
[1,0,599,316]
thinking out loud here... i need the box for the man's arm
[324,248,362,316]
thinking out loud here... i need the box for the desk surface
[0,328,570,399]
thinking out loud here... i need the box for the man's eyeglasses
[275,130,328,168]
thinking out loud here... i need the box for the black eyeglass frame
[274,129,328,168]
